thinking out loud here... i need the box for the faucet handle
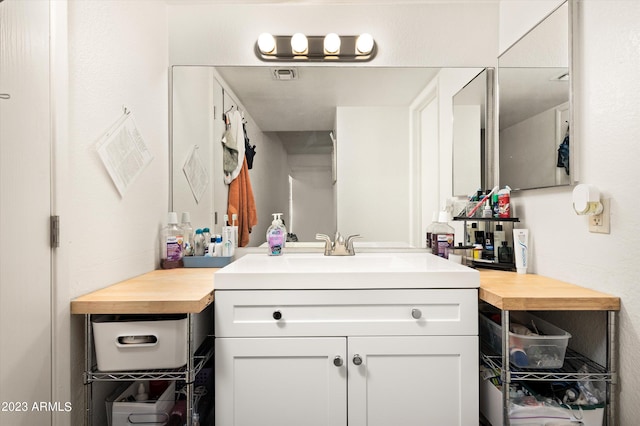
[315,233,333,255]
[346,234,362,251]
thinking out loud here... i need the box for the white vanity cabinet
[214,288,479,425]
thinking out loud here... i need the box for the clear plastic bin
[480,311,571,369]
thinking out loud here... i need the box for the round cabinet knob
[411,308,422,319]
[333,356,344,367]
[352,354,363,366]
[272,310,283,320]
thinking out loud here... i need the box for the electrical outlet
[589,198,610,234]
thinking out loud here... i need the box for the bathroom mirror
[171,66,444,245]
[498,0,572,190]
[452,68,494,196]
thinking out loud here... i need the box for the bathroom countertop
[70,266,621,315]
[479,270,620,311]
[70,268,218,315]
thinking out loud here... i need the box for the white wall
[336,107,410,242]
[500,1,640,423]
[168,3,498,67]
[288,153,336,241]
[62,1,170,424]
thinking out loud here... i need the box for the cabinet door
[348,336,478,426]
[215,337,347,426]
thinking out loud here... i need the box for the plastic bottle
[223,214,237,249]
[493,224,506,260]
[222,226,234,257]
[160,212,184,269]
[425,212,438,248]
[180,212,194,256]
[498,186,511,218]
[231,213,239,248]
[193,229,205,256]
[207,237,216,257]
[431,211,455,259]
[214,234,223,257]
[266,213,286,256]
[202,228,211,255]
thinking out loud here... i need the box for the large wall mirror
[452,68,494,196]
[498,0,573,190]
[171,66,450,246]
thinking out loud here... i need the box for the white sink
[214,252,479,290]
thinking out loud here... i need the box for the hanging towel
[243,122,257,169]
[223,110,245,184]
[556,125,570,175]
[227,161,257,247]
[221,127,238,175]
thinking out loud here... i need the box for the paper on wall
[96,112,153,197]
[182,145,208,203]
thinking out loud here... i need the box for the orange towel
[227,161,258,247]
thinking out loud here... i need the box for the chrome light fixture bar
[255,33,377,62]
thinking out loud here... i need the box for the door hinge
[50,215,60,248]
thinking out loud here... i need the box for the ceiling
[215,66,440,154]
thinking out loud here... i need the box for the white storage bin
[480,375,604,426]
[111,380,175,426]
[480,311,571,369]
[93,314,192,371]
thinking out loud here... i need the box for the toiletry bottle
[493,224,506,260]
[492,193,499,217]
[482,203,493,218]
[498,241,513,264]
[207,237,216,257]
[160,212,184,269]
[193,229,205,256]
[214,234,223,257]
[425,212,437,249]
[431,211,455,259]
[180,212,194,256]
[266,213,286,256]
[202,228,211,255]
[222,226,234,257]
[498,186,511,218]
[231,213,239,248]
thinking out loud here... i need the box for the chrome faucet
[315,232,362,256]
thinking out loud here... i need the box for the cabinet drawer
[214,289,477,337]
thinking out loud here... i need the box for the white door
[348,336,479,426]
[0,1,53,425]
[215,337,347,426]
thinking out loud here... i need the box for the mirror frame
[497,0,576,191]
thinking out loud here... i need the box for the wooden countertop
[70,267,620,315]
[479,270,620,311]
[70,268,218,315]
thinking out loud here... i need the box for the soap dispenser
[266,213,286,256]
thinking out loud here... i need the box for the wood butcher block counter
[70,267,620,315]
[70,268,219,315]
[479,269,620,311]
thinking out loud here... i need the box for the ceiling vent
[272,68,298,81]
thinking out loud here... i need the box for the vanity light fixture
[324,33,341,54]
[356,33,374,55]
[290,33,308,55]
[257,32,277,55]
[255,33,377,62]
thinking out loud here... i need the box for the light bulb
[356,33,374,55]
[257,33,276,54]
[324,33,341,54]
[290,33,308,54]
